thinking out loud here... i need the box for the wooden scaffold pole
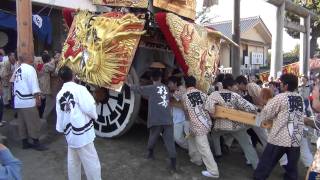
[16,0,34,64]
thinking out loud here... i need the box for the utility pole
[231,0,240,77]
[16,0,34,64]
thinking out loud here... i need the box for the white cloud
[197,0,300,52]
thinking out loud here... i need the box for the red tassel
[62,8,76,28]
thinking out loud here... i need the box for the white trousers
[68,142,101,180]
[173,121,189,150]
[188,135,219,175]
[212,129,259,169]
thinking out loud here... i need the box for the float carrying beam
[213,105,272,128]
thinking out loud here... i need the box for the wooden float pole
[16,0,34,64]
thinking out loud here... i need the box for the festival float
[260,58,320,82]
[59,0,237,138]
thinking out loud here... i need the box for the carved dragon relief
[59,11,145,91]
[166,13,221,91]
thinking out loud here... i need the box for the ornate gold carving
[92,0,148,8]
[60,11,145,91]
[166,13,221,91]
[154,0,196,20]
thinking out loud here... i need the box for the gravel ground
[0,109,309,180]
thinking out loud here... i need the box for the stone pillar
[299,15,310,76]
[270,1,284,79]
[263,46,268,66]
[231,0,240,77]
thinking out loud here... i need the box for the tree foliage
[196,7,219,24]
[283,44,300,64]
[285,0,320,57]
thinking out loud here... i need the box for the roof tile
[206,16,261,39]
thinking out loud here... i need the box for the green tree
[283,44,300,64]
[285,0,320,58]
[291,44,300,57]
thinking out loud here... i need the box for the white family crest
[32,14,43,28]
[157,86,169,108]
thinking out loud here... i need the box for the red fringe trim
[62,8,76,28]
[155,13,189,74]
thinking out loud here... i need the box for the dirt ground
[1,109,309,180]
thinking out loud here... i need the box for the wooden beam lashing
[284,20,306,33]
[213,105,273,128]
[16,0,34,64]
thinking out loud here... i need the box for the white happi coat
[56,82,98,148]
[257,92,304,147]
[13,63,40,108]
[205,89,257,131]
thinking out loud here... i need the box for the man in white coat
[56,66,101,180]
[13,56,47,151]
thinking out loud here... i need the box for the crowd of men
[0,49,62,149]
[131,69,319,180]
[0,46,319,180]
[0,49,63,179]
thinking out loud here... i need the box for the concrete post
[270,1,285,79]
[231,0,241,77]
[299,15,310,76]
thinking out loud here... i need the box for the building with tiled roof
[206,16,272,74]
